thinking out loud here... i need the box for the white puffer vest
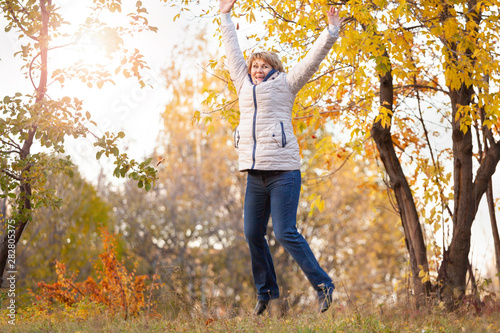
[221,21,339,171]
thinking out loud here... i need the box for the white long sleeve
[221,12,232,25]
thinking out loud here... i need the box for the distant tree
[0,0,157,286]
[17,168,114,303]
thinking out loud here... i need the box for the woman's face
[250,58,272,85]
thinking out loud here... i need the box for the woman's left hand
[327,7,344,27]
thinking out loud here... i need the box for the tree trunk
[0,0,49,286]
[486,181,500,285]
[437,0,500,305]
[442,81,500,304]
[442,82,474,304]
[371,63,431,307]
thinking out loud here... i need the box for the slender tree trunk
[371,61,431,307]
[479,74,500,287]
[0,0,49,286]
[487,178,500,284]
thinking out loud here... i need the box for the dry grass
[2,297,500,333]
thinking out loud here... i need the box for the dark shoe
[253,300,269,315]
[318,284,334,313]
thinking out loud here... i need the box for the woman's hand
[327,7,344,27]
[220,0,236,14]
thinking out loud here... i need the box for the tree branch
[260,1,297,24]
[0,138,22,152]
[3,3,39,41]
[0,150,20,155]
[1,169,21,181]
[303,143,360,183]
[394,84,449,95]
[29,51,42,91]
[473,140,500,213]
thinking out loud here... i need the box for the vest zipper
[251,85,257,169]
[248,69,277,170]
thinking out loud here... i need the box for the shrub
[33,228,160,320]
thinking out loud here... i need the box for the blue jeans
[244,170,335,301]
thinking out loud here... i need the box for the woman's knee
[244,226,265,244]
[274,228,299,245]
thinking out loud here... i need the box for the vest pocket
[272,121,287,148]
[234,126,240,148]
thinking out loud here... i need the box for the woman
[219,0,344,315]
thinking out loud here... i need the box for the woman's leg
[244,171,280,301]
[266,170,335,294]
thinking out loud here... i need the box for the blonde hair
[247,51,284,73]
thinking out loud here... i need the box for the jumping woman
[219,0,344,315]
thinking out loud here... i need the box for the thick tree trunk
[445,86,474,303]
[437,0,500,305]
[442,83,474,303]
[371,65,431,307]
[444,83,500,304]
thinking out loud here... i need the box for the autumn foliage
[33,228,159,320]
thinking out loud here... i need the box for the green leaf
[120,165,130,177]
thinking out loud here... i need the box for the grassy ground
[2,300,500,333]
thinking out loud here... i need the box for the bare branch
[394,84,449,95]
[29,51,42,91]
[199,64,230,85]
[304,137,370,183]
[412,72,453,218]
[307,64,352,84]
[260,1,297,24]
[205,99,238,115]
[1,169,21,181]
[0,138,22,152]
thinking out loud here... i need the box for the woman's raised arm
[286,6,344,95]
[219,0,248,93]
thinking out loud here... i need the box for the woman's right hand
[220,0,236,13]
